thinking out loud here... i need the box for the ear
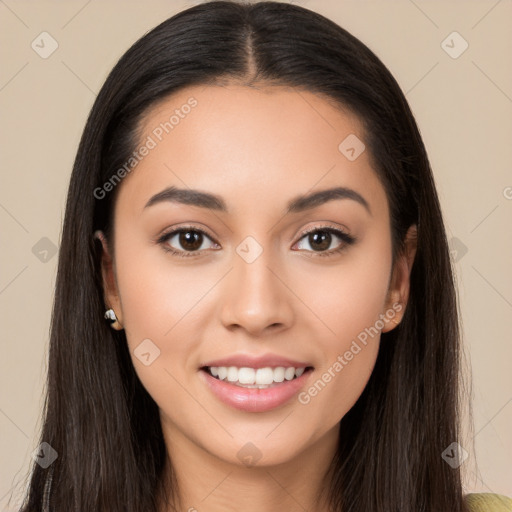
[381,224,417,333]
[94,230,124,328]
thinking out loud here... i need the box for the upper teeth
[209,366,306,385]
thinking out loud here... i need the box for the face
[100,84,415,469]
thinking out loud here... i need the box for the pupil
[180,231,202,251]
[310,231,330,251]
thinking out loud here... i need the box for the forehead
[116,84,387,219]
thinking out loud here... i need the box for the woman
[16,1,512,511]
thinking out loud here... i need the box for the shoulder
[465,493,512,511]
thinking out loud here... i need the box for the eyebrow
[144,185,371,216]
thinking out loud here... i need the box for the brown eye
[177,230,204,251]
[158,227,219,257]
[294,226,356,258]
[306,230,333,251]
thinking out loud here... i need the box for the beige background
[1,0,511,508]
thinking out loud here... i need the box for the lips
[198,353,315,412]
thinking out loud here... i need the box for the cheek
[112,245,210,420]
[113,241,207,360]
[112,213,214,332]
[301,230,392,341]
[295,234,392,416]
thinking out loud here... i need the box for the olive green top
[465,493,512,511]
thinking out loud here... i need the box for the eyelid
[293,224,356,257]
[297,222,352,239]
[156,222,216,239]
[155,224,219,251]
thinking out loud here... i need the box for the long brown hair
[15,1,468,510]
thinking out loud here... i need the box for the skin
[98,84,417,512]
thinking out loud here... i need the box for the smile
[200,365,314,412]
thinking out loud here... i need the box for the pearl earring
[104,308,123,330]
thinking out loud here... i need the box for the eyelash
[156,224,356,259]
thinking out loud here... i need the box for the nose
[219,247,294,337]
